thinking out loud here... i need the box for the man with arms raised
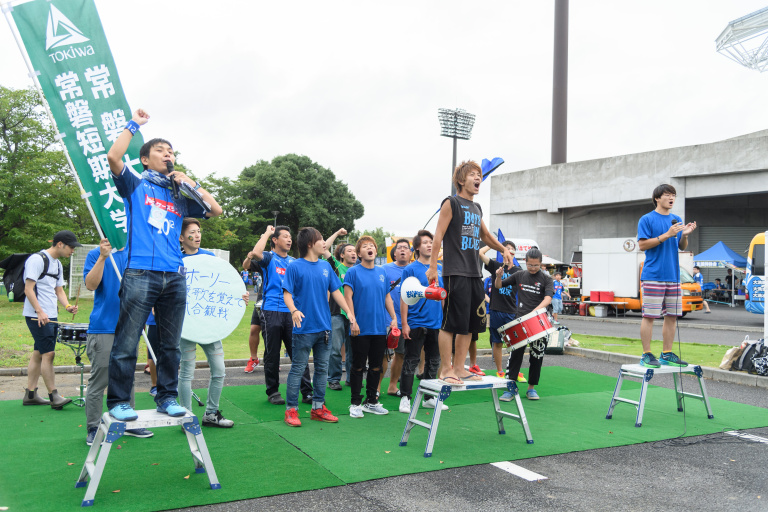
[637,184,696,368]
[106,109,222,421]
[244,225,312,405]
[426,161,514,385]
[322,228,356,390]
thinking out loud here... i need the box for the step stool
[76,410,220,507]
[606,364,714,427]
[400,375,533,458]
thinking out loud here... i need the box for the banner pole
[2,0,157,363]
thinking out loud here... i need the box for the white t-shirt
[22,251,63,318]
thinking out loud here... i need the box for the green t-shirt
[327,255,349,317]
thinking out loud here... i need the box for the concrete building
[489,130,768,278]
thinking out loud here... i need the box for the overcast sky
[2,1,767,236]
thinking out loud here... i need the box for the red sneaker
[245,357,259,373]
[284,408,301,427]
[468,364,486,376]
[310,405,339,423]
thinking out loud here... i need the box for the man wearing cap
[22,230,81,409]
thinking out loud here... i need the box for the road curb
[2,348,766,388]
[560,315,763,333]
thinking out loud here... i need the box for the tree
[232,154,364,258]
[348,227,394,258]
[0,85,94,263]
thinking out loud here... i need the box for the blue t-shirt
[254,251,295,312]
[114,165,206,272]
[84,248,128,334]
[553,280,565,300]
[693,272,704,286]
[383,262,408,328]
[343,264,390,336]
[282,258,341,334]
[401,261,443,330]
[638,210,682,282]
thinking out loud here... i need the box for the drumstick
[72,283,82,321]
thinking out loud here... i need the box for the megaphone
[401,276,447,306]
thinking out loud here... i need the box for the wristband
[194,181,202,191]
[125,120,140,135]
[66,304,72,309]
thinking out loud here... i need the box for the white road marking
[725,430,768,444]
[491,461,548,481]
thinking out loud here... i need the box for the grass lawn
[0,299,732,369]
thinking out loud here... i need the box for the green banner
[10,0,143,249]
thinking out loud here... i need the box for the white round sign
[180,254,247,344]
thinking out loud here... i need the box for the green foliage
[0,86,95,272]
[348,227,393,257]
[230,154,364,259]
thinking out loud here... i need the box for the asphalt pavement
[166,353,768,512]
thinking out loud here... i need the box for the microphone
[166,161,179,200]
[671,219,678,225]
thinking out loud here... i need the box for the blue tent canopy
[694,241,747,268]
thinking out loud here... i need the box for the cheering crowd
[15,108,575,439]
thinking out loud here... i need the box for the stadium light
[716,6,768,72]
[438,108,476,195]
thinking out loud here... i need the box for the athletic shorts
[489,310,516,344]
[551,298,563,314]
[25,317,58,354]
[641,281,682,318]
[250,304,263,326]
[441,275,486,335]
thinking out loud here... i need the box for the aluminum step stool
[76,409,220,507]
[400,375,533,458]
[606,363,714,427]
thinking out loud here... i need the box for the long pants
[85,333,135,429]
[108,269,185,409]
[507,336,548,386]
[261,309,312,398]
[178,338,225,414]
[399,327,441,399]
[287,331,330,409]
[328,315,352,384]
[350,335,386,406]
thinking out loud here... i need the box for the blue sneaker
[149,386,157,397]
[526,389,540,400]
[659,352,688,367]
[499,391,515,402]
[157,399,186,417]
[124,428,154,438]
[639,352,661,368]
[109,402,138,421]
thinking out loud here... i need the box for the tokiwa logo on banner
[8,0,143,249]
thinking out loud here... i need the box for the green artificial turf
[1,366,766,511]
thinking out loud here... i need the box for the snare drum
[57,323,89,346]
[497,308,556,350]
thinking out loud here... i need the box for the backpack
[0,252,62,303]
[749,340,768,376]
[731,337,766,374]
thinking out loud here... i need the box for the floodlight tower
[716,6,768,72]
[438,108,475,195]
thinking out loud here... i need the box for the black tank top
[441,195,483,277]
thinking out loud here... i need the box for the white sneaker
[362,401,389,415]
[349,404,363,418]
[399,396,411,414]
[422,397,449,410]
